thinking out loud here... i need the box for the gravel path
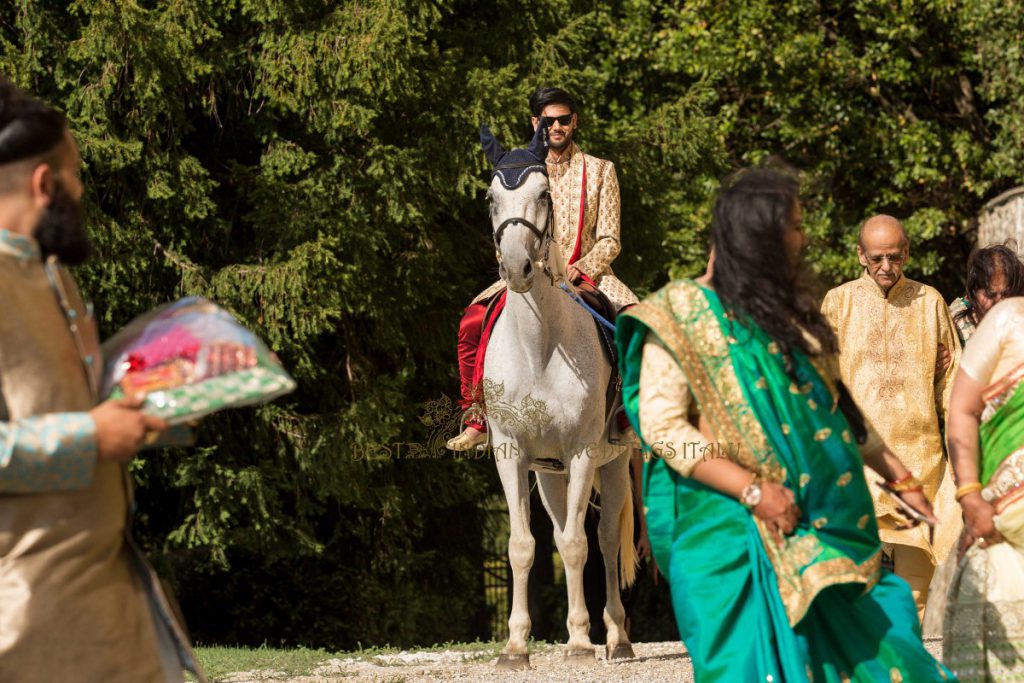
[222,639,945,682]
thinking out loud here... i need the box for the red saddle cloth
[470,291,507,400]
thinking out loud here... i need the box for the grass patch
[187,639,523,681]
[189,644,333,681]
[350,639,504,660]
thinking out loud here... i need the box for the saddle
[577,284,627,442]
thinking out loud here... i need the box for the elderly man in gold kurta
[448,86,637,450]
[0,80,205,682]
[821,214,962,623]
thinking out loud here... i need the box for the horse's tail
[592,467,638,588]
[618,477,638,589]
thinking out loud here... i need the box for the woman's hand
[753,482,800,546]
[961,493,1005,546]
[895,489,938,526]
[635,523,659,583]
[957,527,975,561]
[636,519,652,563]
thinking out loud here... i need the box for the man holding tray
[0,79,205,682]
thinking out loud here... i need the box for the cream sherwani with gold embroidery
[822,272,962,565]
[474,143,638,309]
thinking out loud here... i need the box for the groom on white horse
[448,87,639,451]
[469,107,639,668]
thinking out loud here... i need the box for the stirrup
[446,428,487,452]
[607,408,639,447]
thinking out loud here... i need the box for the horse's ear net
[479,124,505,166]
[527,123,547,161]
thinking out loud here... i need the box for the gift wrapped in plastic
[102,297,297,425]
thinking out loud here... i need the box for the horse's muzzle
[505,259,536,292]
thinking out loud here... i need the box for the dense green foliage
[1,0,1022,648]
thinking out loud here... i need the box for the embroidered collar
[0,229,40,262]
[546,143,576,166]
[547,143,580,180]
[859,269,909,300]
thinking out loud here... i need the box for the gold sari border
[758,515,883,625]
[982,361,1024,419]
[984,448,1024,513]
[623,285,784,483]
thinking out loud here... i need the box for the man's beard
[34,183,91,266]
[547,129,573,152]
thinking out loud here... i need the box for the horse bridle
[491,191,556,285]
[493,203,551,249]
[491,156,557,270]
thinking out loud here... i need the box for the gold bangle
[886,474,924,492]
[955,482,983,501]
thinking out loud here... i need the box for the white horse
[479,126,636,669]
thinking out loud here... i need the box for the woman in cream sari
[945,297,1024,680]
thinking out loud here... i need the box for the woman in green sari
[945,296,1024,681]
[616,169,955,682]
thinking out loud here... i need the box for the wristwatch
[740,482,763,509]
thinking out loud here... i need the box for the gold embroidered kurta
[0,235,205,682]
[822,272,962,564]
[473,143,638,309]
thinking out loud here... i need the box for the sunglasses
[540,114,574,128]
[865,253,905,266]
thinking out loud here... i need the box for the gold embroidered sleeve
[820,288,840,332]
[638,333,712,477]
[574,161,621,279]
[935,292,962,416]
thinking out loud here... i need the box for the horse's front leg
[596,451,636,659]
[562,452,597,659]
[494,444,534,670]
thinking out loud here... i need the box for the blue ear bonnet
[480,124,548,190]
[492,154,547,190]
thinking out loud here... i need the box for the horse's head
[481,124,563,293]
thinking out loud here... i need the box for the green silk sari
[617,280,954,683]
[979,365,1024,487]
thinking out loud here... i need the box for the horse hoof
[564,648,597,663]
[606,643,636,660]
[495,653,530,670]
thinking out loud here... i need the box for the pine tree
[1,0,1021,648]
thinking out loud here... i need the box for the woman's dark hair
[528,87,577,117]
[710,167,837,369]
[0,78,67,166]
[954,243,1024,328]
